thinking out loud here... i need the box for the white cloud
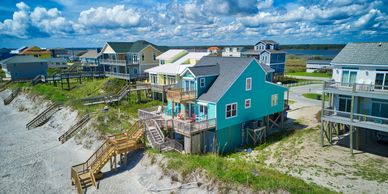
[30,7,74,35]
[0,2,30,38]
[78,5,142,29]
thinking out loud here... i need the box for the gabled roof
[331,42,388,65]
[79,50,99,59]
[0,55,45,64]
[208,47,220,51]
[187,64,219,77]
[156,49,187,60]
[10,46,28,54]
[104,40,169,54]
[194,56,272,103]
[255,40,278,45]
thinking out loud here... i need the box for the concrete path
[287,84,323,110]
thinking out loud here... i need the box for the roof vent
[379,42,382,47]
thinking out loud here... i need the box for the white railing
[282,80,323,88]
[323,108,388,126]
[323,81,388,95]
[99,59,127,66]
[172,118,216,135]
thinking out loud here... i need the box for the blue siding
[197,76,217,97]
[8,62,48,80]
[216,60,286,153]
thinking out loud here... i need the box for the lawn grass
[155,151,336,194]
[286,72,331,78]
[11,78,161,134]
[302,93,329,101]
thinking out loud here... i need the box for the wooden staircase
[0,81,12,92]
[26,103,62,129]
[58,114,90,143]
[31,75,45,85]
[82,84,131,106]
[3,88,20,105]
[71,126,145,194]
[144,119,165,150]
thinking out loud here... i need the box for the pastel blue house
[140,56,288,153]
[321,42,388,154]
[0,55,48,81]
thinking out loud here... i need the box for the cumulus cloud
[0,2,30,38]
[78,5,143,29]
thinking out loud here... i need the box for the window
[372,99,388,118]
[339,95,352,112]
[150,74,157,84]
[226,103,237,119]
[160,60,165,65]
[168,76,176,85]
[199,105,208,117]
[200,78,205,88]
[375,72,388,90]
[245,99,251,109]
[341,70,357,86]
[271,94,278,107]
[141,54,145,61]
[133,54,138,63]
[246,77,252,91]
[153,53,156,61]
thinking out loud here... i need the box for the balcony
[99,59,127,66]
[322,108,388,132]
[167,89,196,102]
[323,81,388,100]
[150,83,178,93]
[138,106,216,136]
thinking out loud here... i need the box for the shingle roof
[255,40,278,45]
[195,56,271,103]
[0,55,45,64]
[331,42,388,65]
[106,40,169,53]
[188,64,219,77]
[79,50,99,59]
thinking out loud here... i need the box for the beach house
[321,42,388,154]
[0,55,48,80]
[99,40,168,81]
[145,49,209,101]
[79,49,102,72]
[16,46,52,59]
[139,56,287,154]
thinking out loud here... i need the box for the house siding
[7,62,48,80]
[216,60,286,153]
[197,76,217,97]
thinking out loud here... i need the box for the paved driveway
[287,84,324,110]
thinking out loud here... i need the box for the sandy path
[0,91,212,194]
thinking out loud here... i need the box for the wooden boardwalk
[58,114,91,143]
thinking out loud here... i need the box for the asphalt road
[287,84,324,110]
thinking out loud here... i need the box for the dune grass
[155,151,336,194]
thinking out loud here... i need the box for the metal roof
[331,42,388,65]
[195,56,272,103]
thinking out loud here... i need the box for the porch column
[349,85,356,154]
[320,91,326,147]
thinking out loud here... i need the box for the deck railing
[323,81,388,95]
[167,89,196,102]
[104,72,130,79]
[138,107,162,120]
[99,59,127,66]
[172,118,216,135]
[322,108,388,126]
[150,83,178,92]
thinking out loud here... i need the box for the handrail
[167,89,196,101]
[58,114,90,143]
[323,81,388,94]
[3,88,20,105]
[26,103,61,129]
[323,108,388,125]
[0,81,12,92]
[71,168,83,194]
[152,119,165,141]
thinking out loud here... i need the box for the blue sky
[0,0,387,48]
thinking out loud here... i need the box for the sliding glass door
[375,72,388,90]
[341,70,357,87]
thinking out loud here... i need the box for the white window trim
[245,99,251,109]
[200,78,206,88]
[225,102,238,119]
[246,77,252,91]
[271,94,278,107]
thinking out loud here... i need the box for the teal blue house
[159,56,287,153]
